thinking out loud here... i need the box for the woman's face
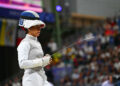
[28,25,43,37]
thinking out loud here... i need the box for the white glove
[42,54,52,67]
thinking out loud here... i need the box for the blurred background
[0,0,120,86]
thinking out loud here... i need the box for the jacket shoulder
[17,38,30,49]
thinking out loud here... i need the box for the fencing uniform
[17,34,51,86]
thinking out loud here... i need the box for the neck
[28,33,36,37]
[26,34,37,41]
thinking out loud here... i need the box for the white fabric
[78,50,84,57]
[101,36,106,44]
[12,82,21,86]
[72,73,79,79]
[114,62,120,70]
[42,54,51,67]
[17,34,52,86]
[48,41,57,52]
[23,19,45,29]
[84,33,94,41]
[101,80,114,86]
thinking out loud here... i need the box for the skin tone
[28,25,42,37]
[109,76,113,83]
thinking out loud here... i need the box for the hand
[42,54,52,67]
[45,54,52,64]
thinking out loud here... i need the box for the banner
[0,7,55,23]
[5,19,17,46]
[0,19,17,46]
[0,19,2,33]
[0,19,6,46]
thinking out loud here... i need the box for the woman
[17,10,52,86]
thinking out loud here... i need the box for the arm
[17,41,51,69]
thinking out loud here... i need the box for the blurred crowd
[1,17,120,86]
[47,17,120,86]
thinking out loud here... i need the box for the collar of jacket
[26,34,37,41]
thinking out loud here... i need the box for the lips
[38,33,40,35]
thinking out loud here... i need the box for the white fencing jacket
[17,34,51,86]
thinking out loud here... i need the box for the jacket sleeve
[17,41,43,69]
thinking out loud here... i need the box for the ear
[28,28,31,32]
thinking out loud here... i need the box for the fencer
[17,10,53,86]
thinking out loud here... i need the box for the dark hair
[20,26,28,34]
[24,28,28,34]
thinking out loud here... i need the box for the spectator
[12,77,21,86]
[48,39,57,52]
[101,75,114,86]
[8,80,12,86]
[4,83,8,86]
